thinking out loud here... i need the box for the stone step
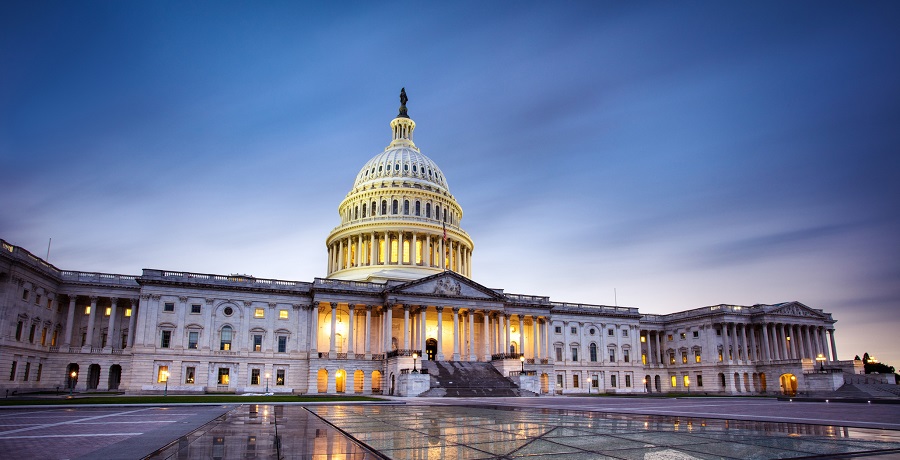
[419,360,527,397]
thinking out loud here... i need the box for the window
[251,369,260,385]
[121,333,127,349]
[682,352,688,364]
[381,200,387,215]
[608,328,614,336]
[101,334,107,348]
[573,374,579,388]
[415,201,421,216]
[125,308,132,317]
[718,349,723,362]
[642,353,647,364]
[589,328,595,335]
[52,330,58,346]
[85,306,91,315]
[640,335,646,343]
[610,375,617,387]
[671,375,678,388]
[556,374,563,387]
[253,335,263,352]
[40,327,47,346]
[218,368,230,385]
[163,302,175,312]
[277,336,287,353]
[669,352,676,364]
[625,375,632,387]
[589,343,597,362]
[36,294,41,305]
[592,375,599,388]
[223,306,234,316]
[28,324,36,343]
[695,351,702,363]
[254,308,265,318]
[9,361,16,381]
[160,330,171,348]
[220,326,232,351]
[14,321,23,341]
[425,203,431,218]
[188,331,199,349]
[716,329,722,336]
[609,349,616,362]
[279,310,288,320]
[555,347,563,362]
[276,369,285,385]
[392,200,398,214]
[571,347,578,361]
[683,375,690,387]
[693,330,700,338]
[403,200,409,215]
[185,367,195,384]
[570,326,577,334]
[158,366,169,383]
[667,334,673,341]
[36,364,42,382]
[22,289,29,301]
[105,307,111,316]
[554,326,562,334]
[680,332,686,340]
[23,362,30,381]
[623,349,630,363]
[696,374,703,387]
[622,329,628,337]
[191,304,201,314]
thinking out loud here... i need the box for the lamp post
[265,373,271,393]
[412,353,418,373]
[520,355,525,373]
[685,376,690,395]
[162,370,169,396]
[816,353,826,372]
[69,371,77,396]
[643,377,648,394]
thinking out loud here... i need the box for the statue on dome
[398,87,409,118]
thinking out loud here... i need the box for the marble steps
[418,360,530,397]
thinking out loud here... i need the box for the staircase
[418,361,535,397]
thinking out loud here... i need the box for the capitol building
[0,90,859,397]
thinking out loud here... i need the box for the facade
[0,92,859,397]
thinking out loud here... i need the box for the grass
[0,394,384,406]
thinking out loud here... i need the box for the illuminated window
[671,375,678,388]
[642,353,647,365]
[253,335,262,352]
[683,375,690,387]
[220,326,232,351]
[718,349,723,362]
[276,369,285,385]
[390,239,398,263]
[157,366,169,383]
[185,367,195,384]
[125,308,132,317]
[218,368,230,385]
[682,352,688,364]
[695,351,702,363]
[680,332,686,340]
[669,353,676,364]
[84,306,91,315]
[667,334,673,341]
[640,336,646,343]
[254,308,265,318]
[105,307,111,316]
[279,310,288,320]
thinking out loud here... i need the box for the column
[329,302,338,356]
[452,307,460,360]
[532,317,539,359]
[105,297,119,349]
[482,312,491,361]
[518,315,526,356]
[403,305,410,349]
[455,241,461,272]
[543,318,551,359]
[364,305,372,358]
[63,296,77,347]
[761,323,772,362]
[412,233,418,265]
[436,306,445,360]
[420,306,428,357]
[384,306,393,351]
[348,306,356,356]
[828,329,838,361]
[440,237,445,269]
[740,323,749,363]
[805,325,815,359]
[721,323,731,363]
[310,303,319,354]
[84,296,98,349]
[468,310,476,361]
[819,327,830,361]
[126,298,138,348]
[502,314,510,354]
[398,232,405,265]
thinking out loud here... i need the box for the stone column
[338,241,344,270]
[482,311,491,361]
[518,315,526,356]
[384,305,393,351]
[440,237,445,269]
[721,323,730,363]
[310,302,319,354]
[436,306,445,360]
[818,327,830,361]
[364,305,372,358]
[63,296,77,347]
[740,323,749,363]
[403,305,410,349]
[84,296,98,349]
[455,241,461,272]
[805,325,815,359]
[412,233,418,265]
[544,317,552,359]
[468,310,476,361]
[452,307,460,360]
[828,329,838,361]
[419,306,428,357]
[126,298,138,348]
[329,302,338,357]
[761,323,771,362]
[398,232,405,265]
[348,305,356,356]
[105,298,119,349]
[532,317,539,359]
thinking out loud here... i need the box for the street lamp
[816,353,826,371]
[412,353,419,373]
[643,377,648,393]
[69,371,77,396]
[162,370,169,396]
[265,372,271,393]
[520,355,525,373]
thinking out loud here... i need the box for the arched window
[381,200,387,215]
[362,203,367,217]
[392,200,398,214]
[425,203,431,218]
[435,205,441,221]
[220,326,233,351]
[354,206,358,220]
[415,201,421,216]
[372,201,377,216]
[403,200,409,215]
[589,343,598,362]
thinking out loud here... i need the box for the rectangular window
[163,302,175,312]
[121,333,127,349]
[220,329,232,351]
[669,353,676,364]
[23,362,30,381]
[36,294,41,305]
[682,352,688,364]
[85,306,91,315]
[680,332,686,340]
[15,321,23,341]
[52,330,58,347]
[218,368,230,385]
[105,307,111,316]
[624,349,630,363]
[642,353,647,365]
[693,330,700,338]
[591,375,599,388]
[695,351,702,363]
[622,329,628,337]
[9,361,16,381]
[40,328,47,346]
[191,304,201,314]
[188,331,199,349]
[554,326,562,334]
[36,363,42,381]
[276,369,285,386]
[251,368,260,385]
[608,328,614,336]
[101,334,107,348]
[640,335,646,343]
[160,330,171,348]
[253,335,262,352]
[125,308,132,317]
[671,375,677,388]
[697,374,703,387]
[570,326,577,334]
[683,375,690,387]
[279,310,288,320]
[277,336,287,353]
[571,347,578,361]
[625,375,631,388]
[22,289,29,300]
[185,367,196,384]
[158,365,169,383]
[254,308,265,318]
[573,374,579,388]
[610,375,617,387]
[667,334,673,341]
[609,349,616,362]
[555,347,563,362]
[718,350,723,362]
[28,324,36,343]
[556,374,563,387]
[81,332,86,346]
[589,346,597,362]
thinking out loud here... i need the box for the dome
[324,89,474,283]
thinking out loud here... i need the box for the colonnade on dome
[326,230,472,278]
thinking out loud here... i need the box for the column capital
[366,304,374,312]
[435,306,444,313]
[130,298,138,306]
[179,296,189,303]
[330,302,338,308]
[452,307,460,314]
[89,296,99,303]
[402,304,410,312]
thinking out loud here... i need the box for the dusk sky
[2,2,899,366]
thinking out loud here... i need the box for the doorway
[108,364,122,390]
[87,364,100,390]
[779,373,797,396]
[426,338,437,360]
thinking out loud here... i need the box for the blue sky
[2,1,899,366]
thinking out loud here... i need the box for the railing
[142,269,312,292]
[386,349,418,358]
[400,368,430,375]
[111,349,123,355]
[312,278,385,292]
[337,353,348,359]
[354,353,366,359]
[505,294,551,304]
[49,346,60,353]
[216,385,230,392]
[371,389,383,395]
[550,302,639,314]
[68,347,80,353]
[371,354,385,360]
[61,271,139,286]
[90,347,102,354]
[491,352,523,361]
[214,351,238,356]
[509,370,537,377]
[328,216,471,238]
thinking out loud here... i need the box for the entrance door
[108,365,122,390]
[779,373,797,396]
[426,338,437,360]
[87,364,101,390]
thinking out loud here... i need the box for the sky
[2,1,899,367]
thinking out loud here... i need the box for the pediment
[388,271,504,300]
[768,302,825,319]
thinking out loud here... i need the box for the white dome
[352,147,450,193]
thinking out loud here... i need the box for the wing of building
[0,91,862,397]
